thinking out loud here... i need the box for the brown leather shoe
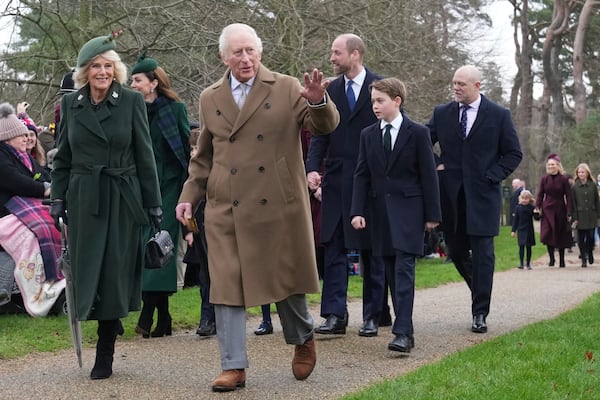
[292,336,316,380]
[211,369,246,392]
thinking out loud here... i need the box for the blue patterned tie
[460,104,470,137]
[346,80,356,111]
[383,124,392,158]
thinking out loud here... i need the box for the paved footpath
[2,253,600,399]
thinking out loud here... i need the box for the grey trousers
[215,293,314,370]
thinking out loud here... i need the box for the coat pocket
[276,157,296,203]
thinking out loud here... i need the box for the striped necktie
[460,104,470,137]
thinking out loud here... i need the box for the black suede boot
[558,248,566,268]
[136,292,157,338]
[151,293,172,337]
[547,246,555,266]
[90,319,124,380]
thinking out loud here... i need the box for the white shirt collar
[345,67,366,88]
[462,95,482,110]
[230,75,255,91]
[380,113,403,132]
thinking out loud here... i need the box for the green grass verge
[0,226,545,360]
[342,291,600,399]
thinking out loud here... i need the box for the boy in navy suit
[351,78,441,353]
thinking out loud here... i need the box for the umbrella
[58,218,82,368]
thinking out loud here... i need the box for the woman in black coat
[0,104,51,218]
[0,102,52,299]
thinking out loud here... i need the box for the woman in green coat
[571,163,600,267]
[130,56,190,338]
[51,34,162,380]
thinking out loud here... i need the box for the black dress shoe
[315,314,346,335]
[254,321,273,335]
[358,319,378,337]
[388,334,414,353]
[196,320,216,337]
[471,315,487,333]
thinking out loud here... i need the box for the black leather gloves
[148,207,163,230]
[49,199,67,230]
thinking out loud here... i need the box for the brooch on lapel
[111,91,119,99]
[77,94,83,101]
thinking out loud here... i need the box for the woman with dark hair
[50,33,162,379]
[130,55,190,338]
[535,153,573,268]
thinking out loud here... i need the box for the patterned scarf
[4,196,62,281]
[6,144,33,172]
[153,96,188,170]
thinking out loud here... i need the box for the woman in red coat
[535,153,573,267]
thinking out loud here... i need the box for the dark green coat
[141,98,190,292]
[571,179,600,230]
[51,82,161,321]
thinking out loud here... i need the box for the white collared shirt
[230,75,255,105]
[380,114,404,151]
[345,67,367,102]
[460,95,481,136]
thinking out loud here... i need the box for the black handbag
[145,229,174,269]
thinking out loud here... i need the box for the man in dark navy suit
[428,65,522,333]
[306,34,388,337]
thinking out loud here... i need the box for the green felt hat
[76,30,122,67]
[131,51,158,74]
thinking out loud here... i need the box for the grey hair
[219,23,263,56]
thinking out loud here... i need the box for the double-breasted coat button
[259,198,267,205]
[258,166,265,172]
[257,134,264,141]
[229,136,236,143]
[231,168,237,175]
[233,200,239,206]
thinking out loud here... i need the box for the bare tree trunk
[510,0,535,185]
[541,0,573,150]
[572,0,600,125]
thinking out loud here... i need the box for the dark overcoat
[535,173,572,248]
[511,203,536,246]
[571,179,600,230]
[428,95,522,236]
[178,65,340,307]
[0,143,50,218]
[305,69,381,249]
[351,116,441,256]
[142,98,190,292]
[51,82,161,320]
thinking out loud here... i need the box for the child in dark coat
[511,190,536,269]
